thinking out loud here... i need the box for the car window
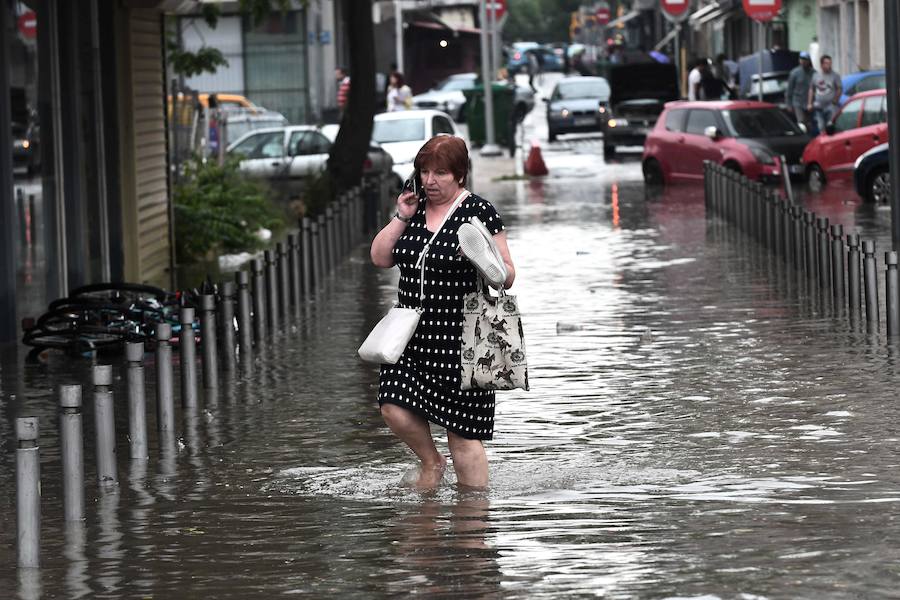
[553,79,610,100]
[833,98,863,133]
[372,118,426,143]
[856,74,886,94]
[231,131,284,159]
[861,95,886,127]
[664,109,686,132]
[723,108,803,138]
[685,110,719,135]
[432,116,455,135]
[289,131,331,155]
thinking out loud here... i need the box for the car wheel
[643,158,664,186]
[807,164,825,192]
[867,168,890,203]
[723,161,742,175]
[603,145,615,160]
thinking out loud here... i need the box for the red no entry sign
[660,0,690,22]
[487,0,506,21]
[17,11,36,39]
[596,3,611,25]
[743,0,782,22]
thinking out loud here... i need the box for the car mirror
[704,126,720,140]
[825,123,836,135]
[798,122,808,134]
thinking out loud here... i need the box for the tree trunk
[327,0,376,193]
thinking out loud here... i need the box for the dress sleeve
[475,198,505,235]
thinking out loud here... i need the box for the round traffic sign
[742,0,782,22]
[660,0,690,22]
[17,11,36,40]
[487,0,506,21]
[596,6,611,25]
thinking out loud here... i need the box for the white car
[411,72,535,123]
[227,125,394,197]
[372,110,473,188]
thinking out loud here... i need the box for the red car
[801,89,887,192]
[642,100,810,185]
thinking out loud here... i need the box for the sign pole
[481,0,501,156]
[758,21,764,102]
[885,0,900,248]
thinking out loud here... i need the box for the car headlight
[608,118,628,128]
[750,146,775,165]
[560,108,569,118]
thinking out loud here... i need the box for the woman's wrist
[394,211,412,224]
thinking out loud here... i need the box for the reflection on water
[3,163,900,597]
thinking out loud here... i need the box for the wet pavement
[3,75,900,598]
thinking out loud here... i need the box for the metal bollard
[780,200,792,263]
[264,250,279,331]
[342,196,353,254]
[817,217,831,289]
[16,417,40,568]
[199,295,219,388]
[180,307,199,408]
[791,205,803,269]
[218,281,237,372]
[772,196,783,257]
[235,271,253,354]
[803,211,817,277]
[309,220,321,292]
[301,218,312,299]
[329,205,341,263]
[92,365,118,486]
[59,385,85,521]
[155,323,175,433]
[887,251,900,337]
[251,258,267,342]
[125,342,149,459]
[288,232,302,318]
[863,241,880,332]
[847,234,862,319]
[317,214,328,276]
[277,242,290,317]
[830,225,845,304]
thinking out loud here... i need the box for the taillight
[513,52,521,60]
[363,158,373,170]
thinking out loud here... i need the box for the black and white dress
[378,193,505,441]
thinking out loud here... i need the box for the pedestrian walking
[386,71,413,112]
[807,54,841,135]
[335,66,351,114]
[369,135,516,490]
[785,51,815,130]
[526,50,541,92]
[687,58,707,101]
[712,53,738,98]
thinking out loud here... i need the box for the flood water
[3,157,900,598]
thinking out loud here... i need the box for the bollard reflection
[63,521,90,599]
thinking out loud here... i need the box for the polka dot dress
[379,193,505,441]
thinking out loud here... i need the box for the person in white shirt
[386,71,413,112]
[687,58,707,101]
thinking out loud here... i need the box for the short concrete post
[218,281,236,372]
[863,241,880,332]
[277,242,290,317]
[235,271,253,354]
[847,234,861,319]
[16,416,40,568]
[887,251,900,337]
[125,342,148,460]
[830,225,845,304]
[251,258,267,342]
[199,294,219,388]
[264,250,279,330]
[92,365,117,486]
[301,218,312,299]
[179,307,199,407]
[155,323,175,433]
[59,385,84,522]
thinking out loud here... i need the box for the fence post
[301,218,312,300]
[803,211,817,277]
[830,225,845,305]
[155,323,175,433]
[235,271,253,355]
[309,220,321,292]
[251,258,267,342]
[863,241,880,333]
[887,251,900,337]
[277,241,290,318]
[125,341,149,459]
[791,205,803,269]
[817,217,831,289]
[59,385,84,522]
[199,295,219,389]
[847,233,861,320]
[218,281,236,372]
[16,416,40,568]
[264,250,279,331]
[92,365,118,486]
[288,232,302,319]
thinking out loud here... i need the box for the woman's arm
[492,231,516,289]
[370,189,419,268]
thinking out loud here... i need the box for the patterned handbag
[460,279,529,391]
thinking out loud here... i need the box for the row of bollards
[14,176,390,569]
[704,162,896,336]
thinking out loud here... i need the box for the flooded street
[4,92,900,598]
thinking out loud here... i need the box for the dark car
[642,100,810,185]
[546,76,611,142]
[737,49,799,99]
[853,142,889,203]
[600,63,679,158]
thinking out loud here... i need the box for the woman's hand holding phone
[396,178,420,220]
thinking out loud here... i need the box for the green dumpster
[463,82,516,148]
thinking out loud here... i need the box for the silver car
[412,72,535,123]
[227,125,394,198]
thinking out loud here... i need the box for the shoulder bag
[358,190,470,364]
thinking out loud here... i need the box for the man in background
[807,55,841,135]
[785,51,815,131]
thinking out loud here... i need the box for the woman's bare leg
[381,404,446,488]
[447,431,488,488]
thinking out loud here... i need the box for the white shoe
[458,217,507,288]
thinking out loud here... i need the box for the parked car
[736,49,799,100]
[601,63,679,158]
[801,89,887,192]
[224,109,289,144]
[506,42,540,74]
[411,72,534,123]
[743,71,791,105]
[642,100,810,185]
[227,125,394,199]
[840,70,885,106]
[371,110,470,187]
[853,142,889,203]
[12,121,40,175]
[546,76,611,142]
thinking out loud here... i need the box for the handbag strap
[412,189,470,306]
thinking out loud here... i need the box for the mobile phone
[403,170,424,199]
